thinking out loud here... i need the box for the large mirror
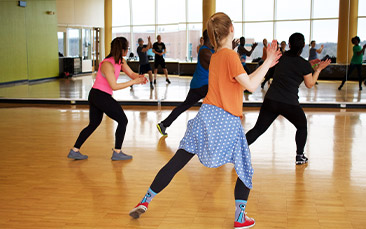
[0,0,365,107]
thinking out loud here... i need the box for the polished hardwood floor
[0,105,365,228]
[1,73,366,104]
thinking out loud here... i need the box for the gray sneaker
[67,149,88,160]
[111,150,132,161]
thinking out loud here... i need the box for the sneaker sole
[156,124,167,136]
[111,156,132,161]
[296,161,308,165]
[129,205,147,219]
[235,221,256,229]
[67,155,88,160]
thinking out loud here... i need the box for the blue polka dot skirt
[179,104,254,189]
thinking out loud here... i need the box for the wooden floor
[0,105,365,228]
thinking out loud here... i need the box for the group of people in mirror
[66,11,364,229]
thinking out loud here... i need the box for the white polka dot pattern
[179,104,254,189]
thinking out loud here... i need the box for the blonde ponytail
[206,12,232,51]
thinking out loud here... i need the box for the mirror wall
[0,0,365,106]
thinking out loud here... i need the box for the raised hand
[316,59,331,71]
[252,42,258,48]
[266,40,282,68]
[232,39,239,49]
[148,36,151,42]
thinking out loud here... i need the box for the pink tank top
[92,57,122,95]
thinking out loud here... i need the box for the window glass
[244,0,274,21]
[188,23,201,61]
[216,0,242,21]
[157,25,186,61]
[313,0,339,18]
[276,21,310,58]
[187,0,202,22]
[244,22,273,60]
[58,32,65,56]
[359,0,366,16]
[357,18,366,62]
[311,19,338,59]
[67,28,80,57]
[132,0,155,25]
[157,0,185,24]
[112,0,130,26]
[276,0,311,20]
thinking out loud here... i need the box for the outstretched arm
[101,62,147,91]
[316,44,324,54]
[235,40,281,92]
[303,59,331,88]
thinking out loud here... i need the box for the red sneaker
[234,213,255,228]
[129,202,148,219]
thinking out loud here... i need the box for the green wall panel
[0,1,28,83]
[0,0,59,83]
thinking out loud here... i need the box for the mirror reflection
[0,0,365,106]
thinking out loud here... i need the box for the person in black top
[152,35,170,84]
[246,33,331,165]
[137,36,154,89]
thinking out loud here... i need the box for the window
[313,0,339,18]
[58,32,65,56]
[216,0,242,21]
[187,0,202,23]
[243,0,273,21]
[312,19,338,58]
[67,28,80,57]
[112,0,130,26]
[82,29,92,60]
[276,21,310,57]
[359,0,366,16]
[157,0,185,24]
[132,0,155,25]
[276,0,311,20]
[132,26,155,58]
[188,23,200,61]
[157,25,186,61]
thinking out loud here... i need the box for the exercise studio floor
[0,105,365,228]
[1,73,366,104]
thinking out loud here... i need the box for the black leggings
[246,98,307,155]
[340,64,363,87]
[74,88,128,150]
[150,149,250,200]
[162,85,208,127]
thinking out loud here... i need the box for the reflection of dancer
[338,36,366,91]
[129,12,281,229]
[197,36,204,54]
[308,40,324,61]
[153,35,171,84]
[237,36,258,74]
[157,30,214,136]
[261,41,279,89]
[137,36,154,90]
[280,41,287,54]
[246,33,331,165]
[67,37,147,161]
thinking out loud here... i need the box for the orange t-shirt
[203,48,246,117]
[262,47,267,61]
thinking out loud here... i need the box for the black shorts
[139,63,152,74]
[154,58,166,69]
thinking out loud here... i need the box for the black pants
[74,88,128,150]
[162,85,208,127]
[246,98,307,155]
[150,149,250,200]
[340,64,363,87]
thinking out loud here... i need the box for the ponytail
[206,12,232,51]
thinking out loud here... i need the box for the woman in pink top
[68,37,147,161]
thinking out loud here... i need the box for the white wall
[56,0,104,27]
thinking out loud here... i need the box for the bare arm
[356,44,366,55]
[316,45,324,54]
[101,62,146,91]
[235,40,282,92]
[141,36,152,52]
[303,59,331,88]
[199,49,213,70]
